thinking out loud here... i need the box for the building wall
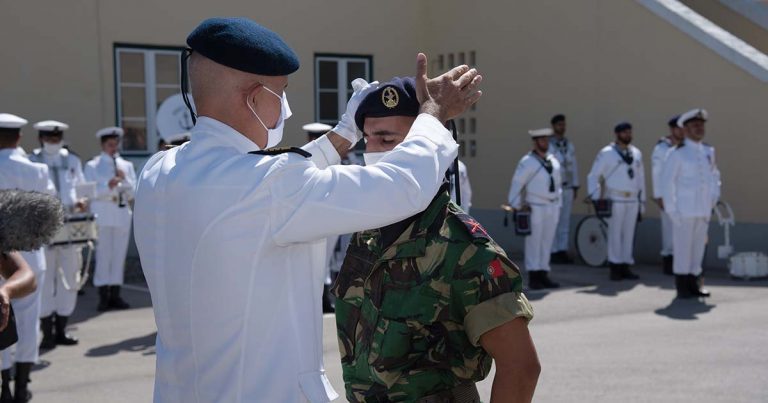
[1,1,767,263]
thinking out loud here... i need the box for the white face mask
[246,86,292,149]
[42,142,63,155]
[363,151,389,166]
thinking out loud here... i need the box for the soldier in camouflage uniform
[332,77,540,403]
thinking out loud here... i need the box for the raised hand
[415,53,482,123]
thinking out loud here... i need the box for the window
[314,54,373,125]
[115,45,186,154]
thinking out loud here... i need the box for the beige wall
[1,0,766,223]
[423,0,768,223]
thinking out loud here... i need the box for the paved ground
[24,264,768,402]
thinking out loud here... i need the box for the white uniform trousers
[660,210,674,256]
[607,201,639,265]
[94,225,131,287]
[40,245,81,317]
[672,217,709,275]
[2,249,45,369]
[552,187,573,253]
[525,203,560,272]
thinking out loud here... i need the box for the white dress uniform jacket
[29,148,85,208]
[660,140,721,275]
[651,137,675,257]
[84,153,136,228]
[0,148,55,367]
[508,152,562,271]
[549,137,579,253]
[133,114,457,403]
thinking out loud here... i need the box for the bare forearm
[490,365,539,403]
[0,252,37,299]
[327,131,353,157]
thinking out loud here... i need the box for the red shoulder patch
[487,259,504,279]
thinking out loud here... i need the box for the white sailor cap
[96,126,124,138]
[677,109,708,128]
[528,128,554,138]
[162,131,190,144]
[302,122,333,134]
[33,120,69,133]
[0,113,28,129]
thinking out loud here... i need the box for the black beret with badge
[186,17,300,76]
[354,77,420,132]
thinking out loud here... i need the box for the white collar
[192,116,261,153]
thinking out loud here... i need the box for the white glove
[332,78,380,148]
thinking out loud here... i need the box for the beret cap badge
[381,87,399,109]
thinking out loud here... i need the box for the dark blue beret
[355,77,419,132]
[668,115,680,128]
[614,122,632,133]
[186,17,299,76]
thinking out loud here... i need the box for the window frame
[313,53,373,125]
[113,43,186,156]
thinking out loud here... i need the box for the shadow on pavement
[69,286,153,327]
[86,332,157,357]
[577,280,639,297]
[654,298,716,320]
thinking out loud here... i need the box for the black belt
[415,384,480,403]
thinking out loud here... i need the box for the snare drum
[50,213,98,246]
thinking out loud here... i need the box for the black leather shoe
[675,275,693,299]
[540,272,560,289]
[528,271,545,290]
[609,263,622,281]
[97,286,111,312]
[39,315,56,351]
[662,255,673,275]
[621,264,639,280]
[54,315,78,346]
[689,275,711,297]
[13,362,32,403]
[108,286,130,310]
[1,369,13,403]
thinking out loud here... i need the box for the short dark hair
[668,115,680,128]
[551,114,565,125]
[0,129,21,148]
[614,122,632,133]
[100,134,121,144]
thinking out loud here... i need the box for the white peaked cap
[33,120,69,132]
[677,109,708,128]
[96,127,124,138]
[0,114,28,129]
[528,128,554,138]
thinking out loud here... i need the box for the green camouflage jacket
[331,191,534,402]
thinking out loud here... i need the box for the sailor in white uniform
[508,128,562,290]
[450,160,473,213]
[28,120,85,350]
[0,113,56,402]
[587,122,645,281]
[132,18,479,403]
[84,127,136,311]
[661,109,719,298]
[549,114,579,264]
[651,115,684,275]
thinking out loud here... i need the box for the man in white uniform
[549,114,579,264]
[133,18,479,402]
[651,115,684,275]
[84,127,136,312]
[28,120,85,349]
[661,109,719,299]
[587,122,645,281]
[0,113,56,403]
[508,128,562,290]
[450,160,473,213]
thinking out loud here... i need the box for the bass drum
[575,216,608,267]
